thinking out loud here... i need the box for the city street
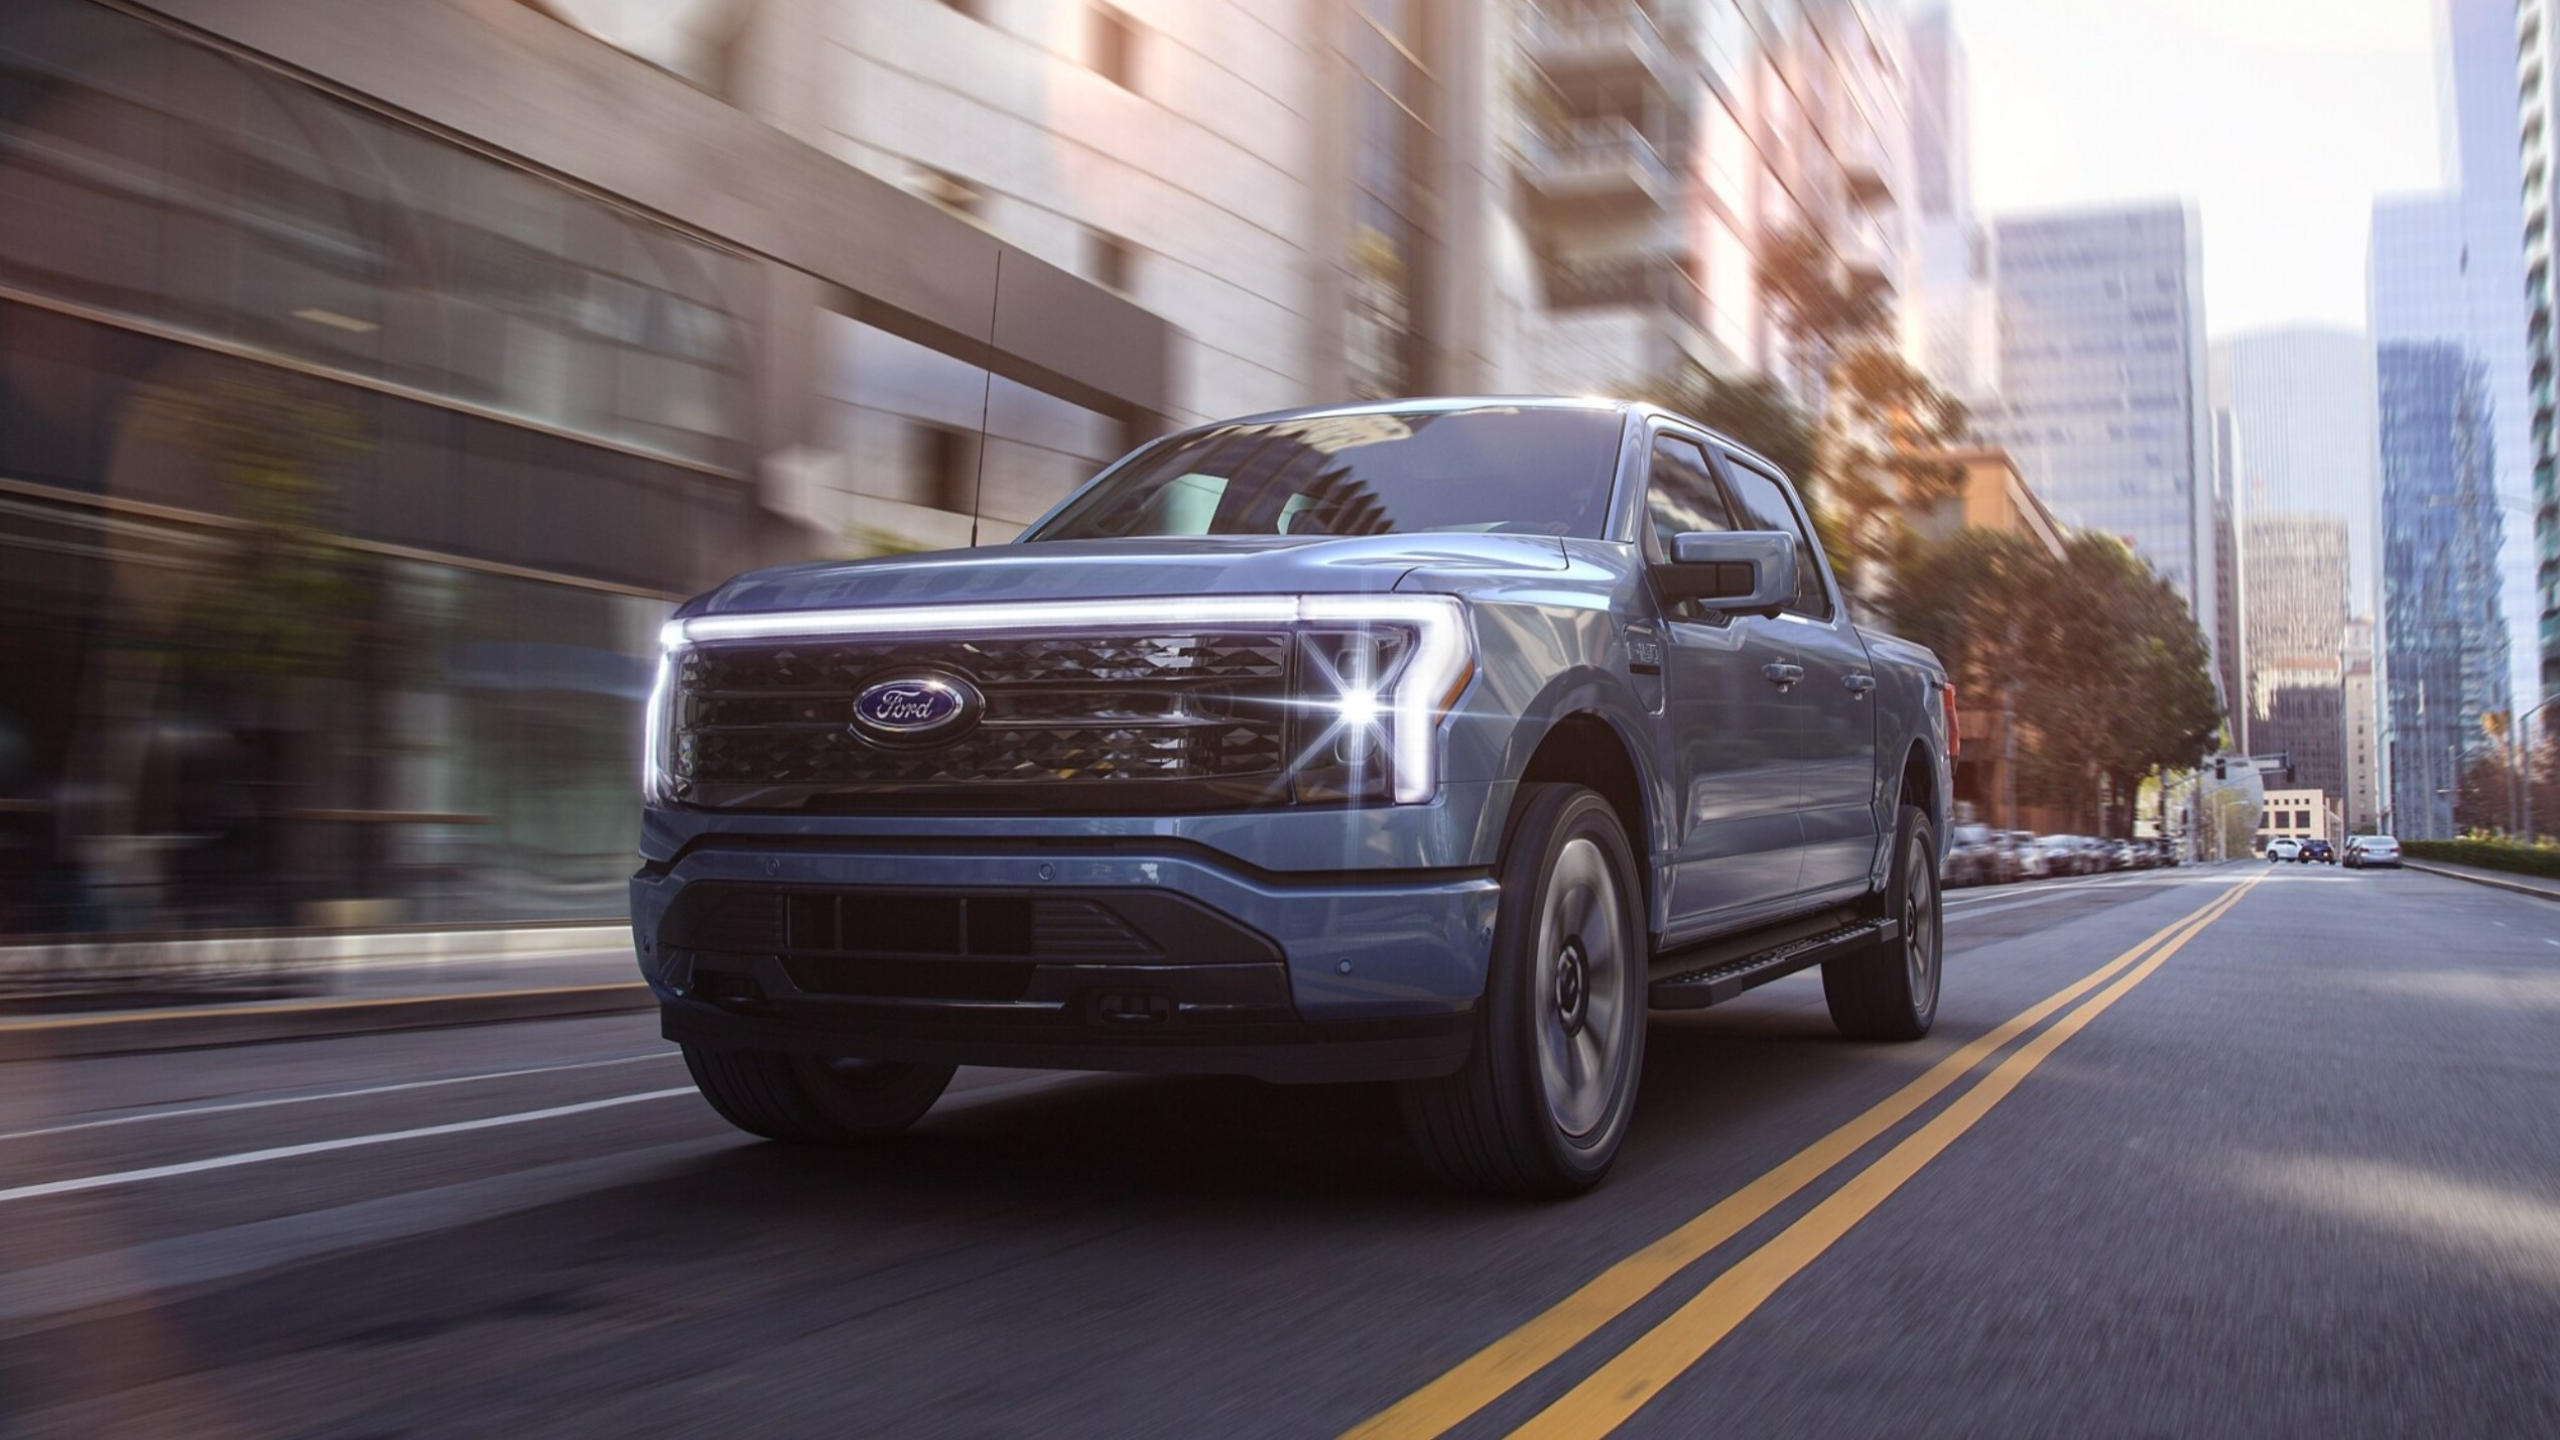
[3,863,2556,1438]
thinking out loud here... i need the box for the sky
[1954,0,2445,338]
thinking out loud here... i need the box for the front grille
[660,883,1284,1009]
[670,631,1293,809]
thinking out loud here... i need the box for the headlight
[642,620,686,803]
[1290,595,1475,805]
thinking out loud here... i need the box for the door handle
[1843,672,1876,697]
[1761,662,1805,690]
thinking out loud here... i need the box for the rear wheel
[682,1046,955,1143]
[1400,783,1646,1197]
[1823,805,1941,1041]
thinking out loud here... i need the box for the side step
[1649,918,1899,1011]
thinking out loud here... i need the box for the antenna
[967,251,1003,548]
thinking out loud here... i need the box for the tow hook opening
[1087,992,1175,1028]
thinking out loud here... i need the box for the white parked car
[2343,835,2402,869]
[2265,838,2302,862]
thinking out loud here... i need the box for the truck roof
[1193,395,1793,485]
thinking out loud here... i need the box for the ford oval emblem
[851,673,981,746]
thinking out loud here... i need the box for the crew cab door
[1641,428,1806,933]
[1711,451,1882,898]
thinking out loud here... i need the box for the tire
[1400,783,1646,1197]
[682,1045,955,1143]
[1823,804,1942,1042]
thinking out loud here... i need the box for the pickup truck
[633,397,1955,1195]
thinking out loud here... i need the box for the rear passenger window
[1644,433,1735,557]
[1715,457,1831,619]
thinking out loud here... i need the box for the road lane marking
[0,1052,682,1144]
[1505,873,2262,1439]
[1339,876,2263,1440]
[0,1089,699,1205]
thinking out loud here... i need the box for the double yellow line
[1345,871,2265,1440]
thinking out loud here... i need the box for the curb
[2402,860,2560,903]
[0,982,655,1063]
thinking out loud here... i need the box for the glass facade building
[2377,342,2513,838]
[0,0,769,934]
[1982,203,2213,630]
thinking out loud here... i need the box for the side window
[1715,456,1832,619]
[1644,433,1736,558]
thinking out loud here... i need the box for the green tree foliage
[1639,228,1966,591]
[1893,531,2221,836]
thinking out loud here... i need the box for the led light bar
[652,593,1477,805]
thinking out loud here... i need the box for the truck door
[1642,429,1806,934]
[1712,452,1881,899]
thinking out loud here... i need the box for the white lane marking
[2496,921,2509,928]
[0,1089,698,1206]
[0,1052,682,1144]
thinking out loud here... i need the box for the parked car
[2266,838,2302,862]
[2299,838,2335,864]
[2033,835,2085,875]
[1999,831,2045,880]
[2108,839,2139,870]
[1946,823,2000,887]
[2344,835,2402,869]
[633,397,1958,1196]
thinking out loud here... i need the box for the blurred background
[0,0,2544,949]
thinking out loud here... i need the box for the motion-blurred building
[2376,341,2513,838]
[1500,0,1918,399]
[1976,203,2215,638]
[1899,2,1990,403]
[0,0,1173,934]
[2412,0,2539,713]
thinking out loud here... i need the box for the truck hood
[691,534,1570,615]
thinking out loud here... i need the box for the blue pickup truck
[633,398,1954,1194]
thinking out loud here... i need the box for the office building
[2241,515,2350,799]
[1902,3,1991,399]
[2377,342,2513,838]
[2428,0,2539,710]
[0,0,1149,931]
[1980,203,2214,640]
[2344,619,2380,832]
[1504,0,1915,400]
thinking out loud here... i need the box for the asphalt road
[3,861,2557,1438]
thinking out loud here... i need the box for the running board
[1648,918,1899,1011]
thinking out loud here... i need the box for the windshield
[1025,405,1625,542]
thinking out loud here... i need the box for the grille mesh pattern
[671,630,1292,800]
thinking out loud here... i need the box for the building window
[1087,229,1136,293]
[1089,4,1138,90]
[929,424,983,516]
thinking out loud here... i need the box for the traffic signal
[2214,757,2227,781]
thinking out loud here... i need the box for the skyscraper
[1903,3,1991,399]
[2377,342,2513,837]
[1982,203,2214,638]
[2210,329,2379,819]
[2522,0,2560,700]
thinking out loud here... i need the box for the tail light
[1942,681,1961,760]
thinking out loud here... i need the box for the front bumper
[630,837,1500,1083]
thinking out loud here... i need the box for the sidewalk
[2400,858,2560,902]
[0,943,649,1062]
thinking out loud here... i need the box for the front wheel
[1400,783,1646,1197]
[1823,805,1942,1041]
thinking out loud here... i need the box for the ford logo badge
[851,673,981,746]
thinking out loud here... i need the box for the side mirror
[1653,530,1797,615]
